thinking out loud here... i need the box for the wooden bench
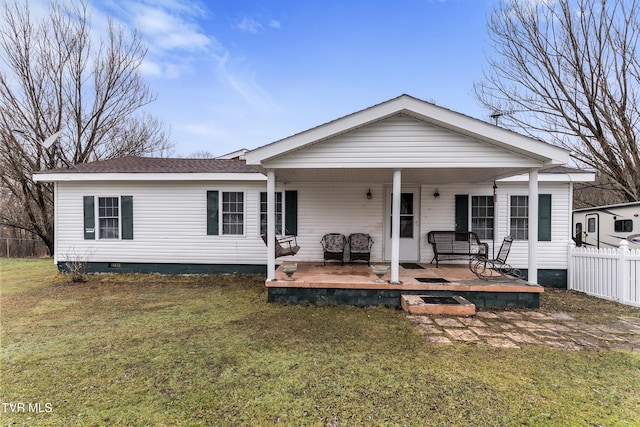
[427,231,488,267]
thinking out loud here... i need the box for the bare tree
[573,173,625,209]
[0,0,172,255]
[186,150,217,159]
[475,0,640,204]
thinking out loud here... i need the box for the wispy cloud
[96,0,280,130]
[235,15,282,33]
[236,16,263,33]
[105,0,218,52]
[100,0,220,78]
[130,4,211,51]
[215,52,278,112]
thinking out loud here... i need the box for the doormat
[416,277,450,283]
[400,263,424,269]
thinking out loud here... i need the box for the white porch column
[266,169,276,281]
[390,169,402,284]
[528,168,539,285]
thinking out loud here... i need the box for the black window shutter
[121,196,133,240]
[538,194,552,241]
[455,195,469,232]
[285,190,298,235]
[83,196,95,240]
[207,191,219,235]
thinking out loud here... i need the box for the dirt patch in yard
[537,288,640,323]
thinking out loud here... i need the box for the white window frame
[221,191,245,236]
[470,195,494,240]
[510,195,529,240]
[98,196,120,240]
[259,191,284,236]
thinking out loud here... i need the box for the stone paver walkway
[407,311,640,351]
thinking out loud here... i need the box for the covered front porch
[246,96,571,290]
[267,262,543,309]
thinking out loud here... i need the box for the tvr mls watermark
[2,402,53,413]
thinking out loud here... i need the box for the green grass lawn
[0,258,60,294]
[1,259,640,426]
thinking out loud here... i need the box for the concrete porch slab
[266,262,543,309]
[268,262,544,294]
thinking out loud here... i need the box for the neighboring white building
[34,95,594,286]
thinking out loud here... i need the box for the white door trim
[383,185,421,262]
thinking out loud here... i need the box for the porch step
[401,294,476,316]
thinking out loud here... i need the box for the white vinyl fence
[568,240,640,307]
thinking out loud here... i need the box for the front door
[384,186,420,261]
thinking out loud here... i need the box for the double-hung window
[222,192,244,235]
[98,197,120,239]
[510,195,529,240]
[260,192,283,235]
[206,191,246,236]
[456,193,551,242]
[207,190,296,237]
[509,194,552,241]
[471,196,494,240]
[84,195,132,240]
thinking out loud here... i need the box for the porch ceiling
[272,166,530,184]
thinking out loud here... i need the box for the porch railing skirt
[267,286,541,309]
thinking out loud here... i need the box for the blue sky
[46,0,497,156]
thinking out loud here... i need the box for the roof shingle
[37,156,258,174]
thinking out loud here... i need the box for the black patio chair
[469,236,523,280]
[320,233,347,265]
[348,233,374,265]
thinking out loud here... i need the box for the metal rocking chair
[469,236,522,280]
[261,234,300,258]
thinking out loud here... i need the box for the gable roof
[245,94,569,167]
[33,95,583,184]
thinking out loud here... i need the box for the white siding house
[34,95,594,285]
[53,180,269,267]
